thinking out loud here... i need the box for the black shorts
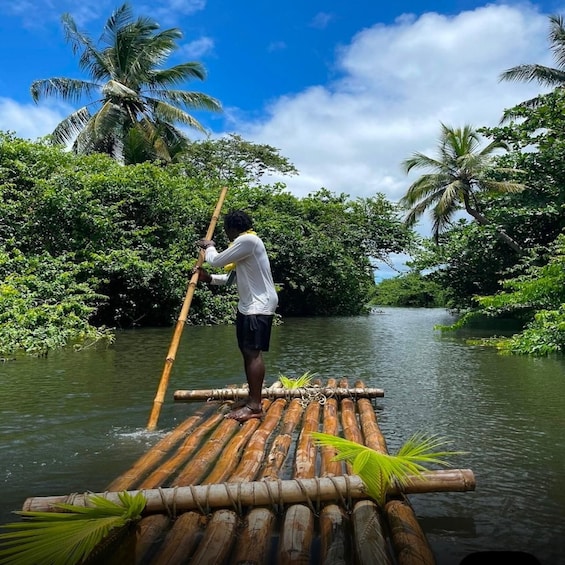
[236,311,274,351]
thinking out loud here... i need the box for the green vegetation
[399,15,565,355]
[370,272,447,308]
[0,132,410,357]
[279,370,317,389]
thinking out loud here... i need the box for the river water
[1,308,564,565]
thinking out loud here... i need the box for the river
[1,308,564,565]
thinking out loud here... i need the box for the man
[195,210,278,422]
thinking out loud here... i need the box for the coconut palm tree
[399,123,525,254]
[499,14,565,120]
[30,3,222,164]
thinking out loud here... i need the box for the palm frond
[279,370,317,389]
[30,78,99,104]
[311,431,464,505]
[0,492,146,565]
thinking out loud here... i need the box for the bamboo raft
[23,378,476,564]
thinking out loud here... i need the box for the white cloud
[181,36,215,58]
[234,4,553,209]
[0,99,68,141]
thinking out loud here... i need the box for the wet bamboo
[279,387,323,565]
[278,504,315,565]
[260,398,304,481]
[294,399,321,478]
[172,415,240,486]
[228,399,284,482]
[202,414,263,485]
[188,509,238,565]
[148,511,203,565]
[320,505,350,565]
[203,398,274,486]
[320,379,350,564]
[147,185,228,431]
[321,378,342,477]
[173,386,384,401]
[340,396,363,475]
[230,508,277,564]
[139,410,226,489]
[134,514,171,564]
[352,499,392,565]
[22,470,476,513]
[107,404,215,491]
[384,499,436,565]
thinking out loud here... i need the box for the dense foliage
[406,88,565,355]
[0,132,411,357]
[370,272,447,308]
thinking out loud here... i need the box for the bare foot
[224,404,263,422]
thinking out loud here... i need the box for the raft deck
[23,378,476,564]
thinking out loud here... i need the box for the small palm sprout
[279,370,318,389]
[0,491,146,565]
[311,431,464,505]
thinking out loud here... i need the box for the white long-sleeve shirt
[205,233,278,315]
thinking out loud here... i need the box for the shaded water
[1,308,564,565]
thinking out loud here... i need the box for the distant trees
[30,3,221,164]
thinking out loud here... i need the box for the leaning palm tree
[30,3,222,164]
[399,123,525,254]
[499,14,565,120]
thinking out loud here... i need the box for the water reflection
[1,308,564,565]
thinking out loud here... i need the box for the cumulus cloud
[234,4,553,204]
[0,99,68,141]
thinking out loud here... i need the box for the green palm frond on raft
[0,491,146,565]
[279,370,318,389]
[311,431,465,505]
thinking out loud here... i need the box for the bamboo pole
[321,378,342,477]
[384,499,436,565]
[202,401,273,485]
[22,470,476,513]
[173,386,384,401]
[230,508,276,565]
[172,415,241,487]
[260,398,304,481]
[139,409,226,489]
[228,398,305,564]
[149,511,203,565]
[342,380,391,564]
[352,500,392,565]
[228,399,285,482]
[188,509,238,565]
[147,185,229,431]
[107,404,216,491]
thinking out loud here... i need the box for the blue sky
[0,0,562,276]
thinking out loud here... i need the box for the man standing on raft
[195,210,278,423]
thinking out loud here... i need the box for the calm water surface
[1,308,564,565]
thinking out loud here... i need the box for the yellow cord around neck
[224,229,257,272]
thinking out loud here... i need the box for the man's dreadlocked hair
[224,210,253,233]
